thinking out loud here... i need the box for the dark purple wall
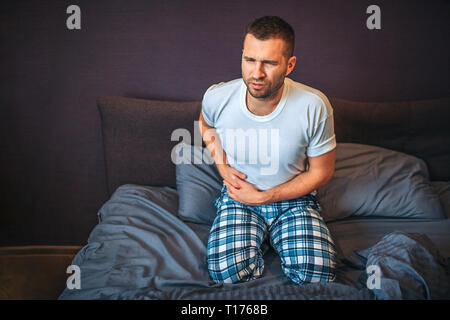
[1,0,449,245]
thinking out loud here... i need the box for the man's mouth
[251,82,265,89]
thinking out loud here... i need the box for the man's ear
[285,56,296,76]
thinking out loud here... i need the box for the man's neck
[246,83,284,116]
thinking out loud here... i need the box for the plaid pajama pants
[207,183,336,285]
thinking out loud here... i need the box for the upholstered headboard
[98,96,450,196]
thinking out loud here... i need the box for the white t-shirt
[201,77,336,191]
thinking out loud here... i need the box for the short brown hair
[243,16,295,58]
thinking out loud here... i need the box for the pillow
[175,143,222,224]
[431,181,450,219]
[175,142,445,225]
[316,143,445,222]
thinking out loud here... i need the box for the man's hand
[217,164,247,189]
[224,149,336,206]
[223,177,269,206]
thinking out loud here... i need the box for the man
[198,16,337,285]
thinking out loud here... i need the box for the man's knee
[207,247,264,284]
[282,257,336,285]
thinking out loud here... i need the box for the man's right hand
[217,164,247,189]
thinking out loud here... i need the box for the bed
[59,96,450,300]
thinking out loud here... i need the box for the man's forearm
[204,130,227,167]
[261,169,332,204]
[198,116,229,174]
[206,138,230,178]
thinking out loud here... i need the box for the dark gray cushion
[97,96,202,196]
[175,143,222,224]
[316,143,445,221]
[330,97,450,181]
[431,181,450,219]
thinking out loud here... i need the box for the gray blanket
[59,184,450,300]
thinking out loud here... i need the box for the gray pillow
[431,181,450,219]
[175,143,222,224]
[316,143,445,222]
[175,142,445,225]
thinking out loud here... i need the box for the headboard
[98,96,450,196]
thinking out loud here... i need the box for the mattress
[58,184,450,300]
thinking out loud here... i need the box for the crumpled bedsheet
[59,184,450,300]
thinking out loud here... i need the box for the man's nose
[253,62,265,79]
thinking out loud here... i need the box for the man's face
[241,33,295,99]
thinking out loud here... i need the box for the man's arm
[198,112,226,166]
[261,149,335,203]
[198,112,247,188]
[223,148,335,206]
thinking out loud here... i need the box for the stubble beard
[244,74,285,100]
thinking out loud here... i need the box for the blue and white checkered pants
[207,183,336,285]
